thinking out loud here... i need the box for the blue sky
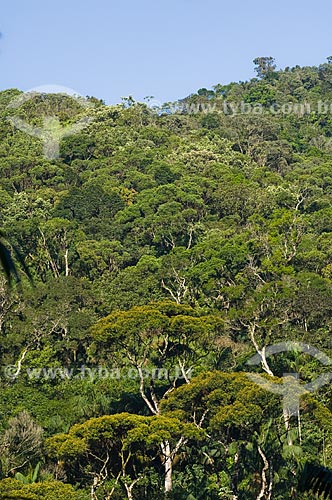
[1,0,332,104]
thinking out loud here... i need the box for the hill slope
[0,60,332,499]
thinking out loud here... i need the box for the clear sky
[1,0,332,104]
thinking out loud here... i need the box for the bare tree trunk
[187,225,194,250]
[161,440,173,494]
[129,358,190,497]
[267,463,273,500]
[283,407,293,446]
[64,248,69,276]
[121,457,140,500]
[257,445,269,500]
[124,482,136,500]
[248,324,274,376]
[161,268,188,304]
[89,453,110,500]
[105,472,121,499]
[137,364,159,415]
[297,408,302,445]
[11,348,28,379]
[231,451,240,499]
[90,476,99,500]
[38,228,60,278]
[160,436,187,495]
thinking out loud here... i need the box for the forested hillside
[1,59,332,499]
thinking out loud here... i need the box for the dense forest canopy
[1,59,332,499]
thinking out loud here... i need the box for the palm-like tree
[300,463,332,498]
[0,231,18,282]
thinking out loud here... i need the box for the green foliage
[2,60,332,498]
[253,57,277,79]
[0,479,86,499]
[15,462,41,485]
